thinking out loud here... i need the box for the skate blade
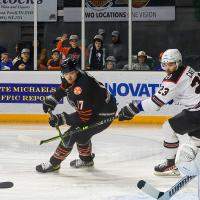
[70,165,94,169]
[154,170,181,177]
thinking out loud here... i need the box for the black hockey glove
[43,96,58,113]
[49,112,68,127]
[118,101,139,121]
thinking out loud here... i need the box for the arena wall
[0,71,183,123]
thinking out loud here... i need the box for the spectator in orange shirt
[47,49,62,71]
[56,34,88,67]
[57,34,80,63]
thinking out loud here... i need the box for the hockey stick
[0,182,14,189]
[40,115,118,145]
[137,175,196,200]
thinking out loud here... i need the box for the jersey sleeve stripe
[78,113,93,116]
[77,109,93,114]
[151,95,165,107]
[80,116,91,121]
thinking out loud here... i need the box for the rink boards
[0,71,183,123]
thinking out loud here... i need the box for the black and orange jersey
[52,70,116,124]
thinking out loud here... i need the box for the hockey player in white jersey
[118,49,200,176]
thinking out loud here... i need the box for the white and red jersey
[141,66,200,112]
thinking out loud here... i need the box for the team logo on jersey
[86,0,113,10]
[132,0,150,8]
[74,87,82,95]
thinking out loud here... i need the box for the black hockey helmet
[61,58,79,74]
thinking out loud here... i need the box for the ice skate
[70,154,95,168]
[36,162,60,173]
[154,159,180,177]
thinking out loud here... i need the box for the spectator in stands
[108,30,128,69]
[153,51,164,71]
[103,56,117,71]
[98,28,107,43]
[131,51,150,70]
[13,48,33,71]
[98,29,106,39]
[88,35,106,70]
[47,49,62,71]
[30,40,48,70]
[57,34,84,66]
[0,52,13,70]
[53,36,66,61]
[13,42,25,65]
[88,28,107,51]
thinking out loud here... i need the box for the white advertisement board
[0,0,57,22]
[0,71,183,116]
[64,7,175,22]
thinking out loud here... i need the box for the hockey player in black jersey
[118,49,200,176]
[36,58,117,173]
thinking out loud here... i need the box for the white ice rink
[0,123,198,200]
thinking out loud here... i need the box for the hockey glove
[43,96,58,113]
[49,112,68,127]
[118,101,139,121]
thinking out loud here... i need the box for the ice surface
[0,123,198,200]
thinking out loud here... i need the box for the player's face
[163,62,177,75]
[64,71,78,84]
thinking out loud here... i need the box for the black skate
[70,154,95,168]
[36,162,60,173]
[154,159,180,177]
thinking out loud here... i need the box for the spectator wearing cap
[12,48,33,71]
[56,34,88,67]
[88,35,106,70]
[0,52,13,70]
[98,28,107,42]
[131,51,151,70]
[87,28,107,53]
[46,49,62,71]
[108,30,128,69]
[103,56,116,71]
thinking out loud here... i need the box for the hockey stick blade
[0,182,14,189]
[137,175,196,200]
[137,180,164,199]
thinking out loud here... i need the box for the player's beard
[165,69,172,75]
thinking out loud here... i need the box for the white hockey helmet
[161,49,182,70]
